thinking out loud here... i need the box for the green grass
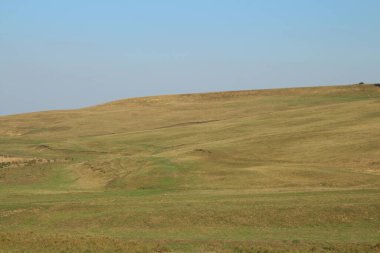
[0,84,380,252]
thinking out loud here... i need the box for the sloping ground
[0,84,379,252]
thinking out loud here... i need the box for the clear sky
[1,0,379,115]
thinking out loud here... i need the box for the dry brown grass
[0,84,379,252]
[0,232,379,253]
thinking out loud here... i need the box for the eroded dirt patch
[0,155,54,169]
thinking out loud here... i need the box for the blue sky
[1,0,379,115]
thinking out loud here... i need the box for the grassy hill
[0,84,380,252]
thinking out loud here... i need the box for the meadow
[0,84,379,252]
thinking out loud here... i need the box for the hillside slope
[1,84,380,252]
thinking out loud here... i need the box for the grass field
[0,84,380,252]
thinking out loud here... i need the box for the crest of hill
[94,84,379,109]
[0,83,379,139]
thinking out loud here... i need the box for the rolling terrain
[0,84,380,252]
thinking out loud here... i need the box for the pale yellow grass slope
[0,84,379,191]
